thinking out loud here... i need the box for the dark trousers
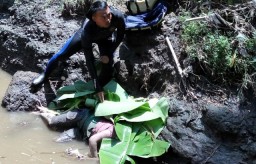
[44,28,115,87]
[50,109,89,129]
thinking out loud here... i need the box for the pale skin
[36,105,58,125]
[88,129,112,158]
[92,6,113,103]
[35,105,112,158]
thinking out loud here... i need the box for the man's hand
[97,91,104,103]
[100,56,109,64]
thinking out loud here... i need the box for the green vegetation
[61,0,93,17]
[181,19,256,93]
[48,80,170,164]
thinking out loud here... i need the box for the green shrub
[245,32,256,56]
[203,34,233,73]
[181,19,256,89]
[61,0,93,17]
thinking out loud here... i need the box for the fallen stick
[184,16,208,22]
[165,37,183,78]
[166,37,187,92]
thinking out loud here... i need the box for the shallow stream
[0,70,97,164]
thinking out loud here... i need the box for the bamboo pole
[184,16,208,22]
[165,37,183,78]
[166,37,187,92]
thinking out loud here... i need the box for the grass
[181,17,256,95]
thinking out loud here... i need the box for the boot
[31,72,46,87]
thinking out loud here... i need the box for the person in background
[36,105,115,158]
[31,1,125,102]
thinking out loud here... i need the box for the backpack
[126,0,159,15]
[125,1,170,31]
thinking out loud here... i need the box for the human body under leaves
[36,105,115,158]
[38,80,170,163]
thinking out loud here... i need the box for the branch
[166,37,187,92]
[184,16,208,22]
[165,37,183,78]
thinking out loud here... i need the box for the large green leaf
[99,138,134,164]
[95,101,148,116]
[148,98,159,107]
[120,122,170,158]
[49,80,171,163]
[151,97,169,123]
[99,121,170,163]
[73,91,95,98]
[117,98,169,123]
[99,122,133,164]
[127,122,170,157]
[99,141,124,164]
[57,93,76,100]
[128,136,170,158]
[105,91,120,102]
[48,101,59,110]
[48,98,83,112]
[74,80,95,91]
[57,90,94,101]
[119,110,160,122]
[103,80,129,101]
[143,119,165,138]
[56,85,76,95]
[57,80,95,95]
[143,139,171,158]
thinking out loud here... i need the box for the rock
[204,104,245,135]
[2,71,47,111]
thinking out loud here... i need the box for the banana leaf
[50,80,96,110]
[56,80,127,104]
[57,85,76,95]
[119,98,169,123]
[105,91,120,102]
[99,122,133,164]
[99,121,170,164]
[48,98,82,111]
[57,90,94,100]
[57,80,95,95]
[95,101,149,116]
[47,80,170,163]
[103,80,129,101]
[123,122,170,157]
[150,97,169,123]
[74,80,95,91]
[142,119,165,138]
[119,110,160,122]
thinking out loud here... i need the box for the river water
[0,70,97,164]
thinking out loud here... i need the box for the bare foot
[40,113,55,124]
[36,105,49,112]
[86,152,98,159]
[36,105,59,115]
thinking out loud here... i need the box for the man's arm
[82,29,103,93]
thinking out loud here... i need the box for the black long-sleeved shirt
[81,7,125,92]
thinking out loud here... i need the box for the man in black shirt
[32,1,125,102]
